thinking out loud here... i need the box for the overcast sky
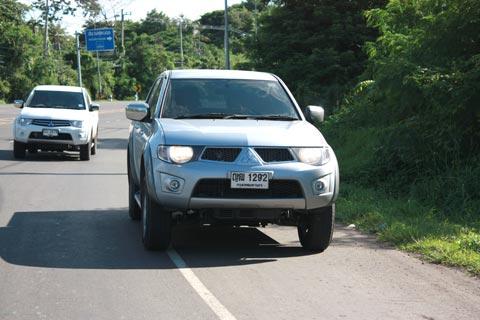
[21,0,243,34]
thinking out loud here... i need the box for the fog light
[161,173,185,193]
[168,179,180,191]
[312,175,330,195]
[314,181,325,192]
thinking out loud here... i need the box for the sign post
[85,28,115,98]
[85,28,115,52]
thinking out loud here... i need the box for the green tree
[249,0,385,110]
[361,0,480,174]
[32,0,101,22]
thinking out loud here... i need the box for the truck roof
[169,69,277,81]
[33,85,84,93]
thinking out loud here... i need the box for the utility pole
[179,14,184,69]
[76,33,82,87]
[120,9,131,54]
[224,0,230,69]
[44,0,49,56]
[254,0,258,38]
[96,51,102,98]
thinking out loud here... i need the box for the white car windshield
[162,79,299,120]
[28,91,86,110]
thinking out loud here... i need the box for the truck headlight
[71,120,83,128]
[158,146,194,164]
[293,147,330,166]
[17,117,32,126]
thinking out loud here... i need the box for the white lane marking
[167,249,237,320]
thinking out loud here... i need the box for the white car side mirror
[14,100,24,109]
[305,105,324,123]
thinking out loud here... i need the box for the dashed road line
[167,249,237,320]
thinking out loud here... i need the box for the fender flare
[142,142,158,203]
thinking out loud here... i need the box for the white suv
[12,85,99,160]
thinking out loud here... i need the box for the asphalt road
[0,101,479,320]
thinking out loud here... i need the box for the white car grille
[31,119,71,127]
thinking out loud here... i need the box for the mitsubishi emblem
[237,148,261,165]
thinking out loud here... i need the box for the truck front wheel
[141,175,172,250]
[297,205,335,252]
[79,141,91,161]
[13,141,26,159]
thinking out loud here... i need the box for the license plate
[42,129,59,137]
[231,172,270,189]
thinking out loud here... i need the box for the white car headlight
[158,146,194,164]
[293,147,331,166]
[17,117,32,126]
[71,120,83,128]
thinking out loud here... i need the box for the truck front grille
[192,179,304,199]
[201,148,242,162]
[31,119,71,127]
[254,148,294,162]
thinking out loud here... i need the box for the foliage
[0,1,249,101]
[362,0,480,174]
[199,3,255,54]
[323,0,480,206]
[32,0,101,22]
[320,0,480,273]
[0,0,78,101]
[248,0,386,110]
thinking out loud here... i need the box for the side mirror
[305,105,325,123]
[126,102,149,121]
[14,100,24,109]
[89,103,100,111]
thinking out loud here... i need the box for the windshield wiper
[251,115,298,121]
[54,106,81,109]
[29,104,47,108]
[223,114,253,119]
[175,113,229,119]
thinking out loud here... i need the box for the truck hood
[20,107,88,121]
[158,119,327,147]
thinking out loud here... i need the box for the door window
[146,78,163,119]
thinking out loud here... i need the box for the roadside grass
[337,183,480,276]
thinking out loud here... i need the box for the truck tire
[80,141,91,161]
[91,128,98,155]
[90,136,97,155]
[13,140,26,159]
[297,205,335,252]
[141,175,172,250]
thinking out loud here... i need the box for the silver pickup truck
[126,69,339,252]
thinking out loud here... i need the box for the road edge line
[167,249,237,320]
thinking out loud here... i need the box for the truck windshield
[28,91,86,110]
[162,79,299,120]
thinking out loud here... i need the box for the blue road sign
[85,28,115,51]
